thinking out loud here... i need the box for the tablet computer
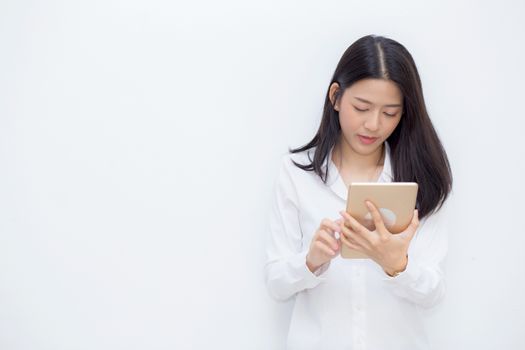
[341,182,418,259]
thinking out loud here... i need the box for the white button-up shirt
[264,142,449,350]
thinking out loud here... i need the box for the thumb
[334,218,344,238]
[405,209,419,241]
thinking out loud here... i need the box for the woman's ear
[329,82,341,111]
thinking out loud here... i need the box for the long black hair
[290,34,452,220]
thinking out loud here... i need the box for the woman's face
[330,78,403,156]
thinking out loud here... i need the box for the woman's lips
[358,135,378,145]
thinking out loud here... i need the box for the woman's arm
[381,203,450,309]
[264,156,329,302]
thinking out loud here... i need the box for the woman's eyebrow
[354,96,402,107]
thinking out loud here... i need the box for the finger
[314,240,336,257]
[413,209,420,227]
[338,219,371,250]
[405,209,420,241]
[320,218,342,237]
[339,211,372,242]
[340,233,362,251]
[318,229,340,251]
[365,200,388,238]
[340,228,361,248]
[334,218,343,238]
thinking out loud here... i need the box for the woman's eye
[353,106,397,117]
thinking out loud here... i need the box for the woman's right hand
[306,218,342,273]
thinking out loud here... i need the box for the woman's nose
[364,113,380,131]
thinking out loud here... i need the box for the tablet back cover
[341,182,418,259]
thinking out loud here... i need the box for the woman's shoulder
[278,147,317,175]
[272,148,320,200]
[416,195,453,234]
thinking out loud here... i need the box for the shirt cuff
[381,254,423,285]
[290,250,329,286]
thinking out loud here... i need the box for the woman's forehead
[346,79,403,106]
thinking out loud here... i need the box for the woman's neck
[332,137,385,184]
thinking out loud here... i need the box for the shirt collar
[324,141,394,201]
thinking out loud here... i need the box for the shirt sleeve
[381,201,450,309]
[264,156,329,302]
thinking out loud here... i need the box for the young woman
[265,35,453,350]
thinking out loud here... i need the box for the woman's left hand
[338,201,419,276]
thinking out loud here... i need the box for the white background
[1,1,524,349]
